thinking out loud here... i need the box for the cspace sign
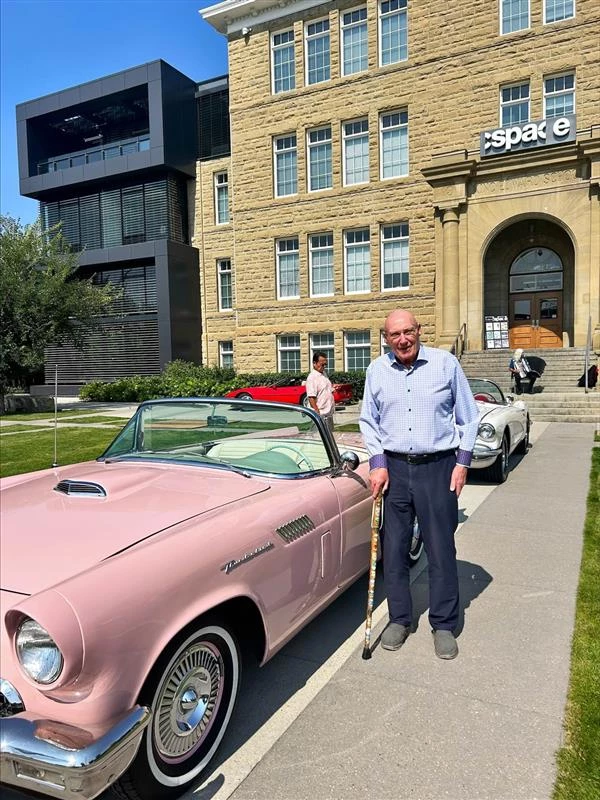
[480,114,576,157]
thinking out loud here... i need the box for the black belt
[385,449,455,465]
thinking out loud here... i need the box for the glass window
[310,333,335,370]
[308,126,332,191]
[345,330,371,370]
[381,223,409,289]
[104,146,120,160]
[513,299,532,320]
[278,334,301,371]
[79,194,101,250]
[509,247,564,292]
[500,82,530,126]
[343,119,369,185]
[272,30,296,94]
[306,18,330,85]
[341,6,368,76]
[544,73,575,118]
[276,237,300,299]
[344,228,371,294]
[380,110,408,179]
[274,134,298,197]
[309,233,334,297]
[544,0,574,23]
[381,331,391,355]
[219,340,234,368]
[138,137,151,151]
[218,259,233,311]
[501,0,530,34]
[100,189,123,248]
[144,179,169,240]
[58,199,80,250]
[379,0,408,66]
[121,186,145,245]
[215,171,230,224]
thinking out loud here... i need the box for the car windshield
[468,378,506,405]
[99,399,335,477]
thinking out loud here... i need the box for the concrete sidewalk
[228,422,595,800]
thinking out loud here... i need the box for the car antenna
[52,364,59,468]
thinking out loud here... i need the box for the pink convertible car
[0,398,423,799]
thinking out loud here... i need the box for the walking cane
[362,491,383,660]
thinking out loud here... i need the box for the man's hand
[369,467,389,498]
[450,464,468,497]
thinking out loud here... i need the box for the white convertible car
[468,378,531,483]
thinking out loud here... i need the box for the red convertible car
[225,376,353,407]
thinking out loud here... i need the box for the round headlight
[478,423,496,440]
[16,618,64,684]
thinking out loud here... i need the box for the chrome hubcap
[154,643,224,762]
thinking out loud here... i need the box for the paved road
[4,422,594,800]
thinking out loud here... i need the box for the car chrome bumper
[469,445,502,469]
[0,705,151,799]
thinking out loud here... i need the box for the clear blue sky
[0,0,228,224]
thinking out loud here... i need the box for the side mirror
[339,451,360,471]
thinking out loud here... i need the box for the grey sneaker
[381,622,410,651]
[433,629,458,660]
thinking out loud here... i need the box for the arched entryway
[508,247,563,348]
[483,217,574,349]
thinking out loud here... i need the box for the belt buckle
[407,454,419,465]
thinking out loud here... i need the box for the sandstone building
[199,0,600,373]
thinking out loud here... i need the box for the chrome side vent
[276,515,315,544]
[54,480,107,498]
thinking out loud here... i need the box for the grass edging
[552,445,600,799]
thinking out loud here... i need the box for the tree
[0,215,118,394]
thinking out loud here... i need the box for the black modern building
[16,60,229,390]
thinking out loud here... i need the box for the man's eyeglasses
[387,327,419,340]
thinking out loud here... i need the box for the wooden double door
[509,292,563,349]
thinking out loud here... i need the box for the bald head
[384,309,421,367]
[385,309,418,333]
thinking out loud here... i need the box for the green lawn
[0,427,118,478]
[553,445,600,799]
[1,408,105,421]
[0,425,50,434]
[50,415,132,425]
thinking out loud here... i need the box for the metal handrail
[450,323,467,360]
[583,315,592,394]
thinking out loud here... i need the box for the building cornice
[201,0,326,35]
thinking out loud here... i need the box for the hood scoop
[54,479,107,498]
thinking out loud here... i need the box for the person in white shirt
[305,351,335,433]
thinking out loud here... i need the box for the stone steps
[460,348,598,422]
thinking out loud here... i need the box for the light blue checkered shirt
[359,346,479,469]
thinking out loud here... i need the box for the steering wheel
[474,392,497,404]
[266,444,315,470]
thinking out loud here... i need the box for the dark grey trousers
[382,450,459,630]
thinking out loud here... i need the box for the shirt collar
[387,344,428,370]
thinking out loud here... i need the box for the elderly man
[359,310,479,659]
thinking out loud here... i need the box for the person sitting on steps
[509,348,537,394]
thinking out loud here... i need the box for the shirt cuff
[456,448,472,467]
[369,453,388,470]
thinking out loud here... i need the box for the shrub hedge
[79,360,366,403]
